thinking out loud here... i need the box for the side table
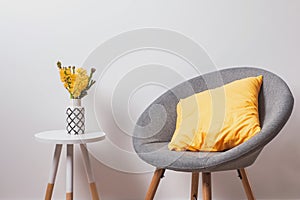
[35,130,105,200]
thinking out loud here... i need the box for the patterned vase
[66,99,85,135]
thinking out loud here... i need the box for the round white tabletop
[35,130,105,144]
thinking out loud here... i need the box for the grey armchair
[133,67,294,200]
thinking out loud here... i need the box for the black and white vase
[66,99,85,135]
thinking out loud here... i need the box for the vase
[66,99,85,135]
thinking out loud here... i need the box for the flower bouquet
[57,61,96,135]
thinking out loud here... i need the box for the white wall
[1,0,300,199]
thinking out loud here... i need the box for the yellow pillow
[168,75,263,152]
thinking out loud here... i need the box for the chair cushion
[168,75,263,152]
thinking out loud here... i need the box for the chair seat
[137,142,261,172]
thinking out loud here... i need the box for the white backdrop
[0,0,299,199]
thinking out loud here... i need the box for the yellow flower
[69,74,77,91]
[59,67,77,94]
[64,82,68,89]
[59,69,65,82]
[57,61,96,99]
[71,68,89,98]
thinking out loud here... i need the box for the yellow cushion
[168,75,263,152]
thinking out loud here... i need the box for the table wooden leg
[66,144,73,200]
[45,144,62,200]
[80,144,100,200]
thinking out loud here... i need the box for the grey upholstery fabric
[133,67,294,172]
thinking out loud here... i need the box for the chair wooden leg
[202,172,212,200]
[238,168,255,200]
[145,168,165,200]
[191,172,199,200]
